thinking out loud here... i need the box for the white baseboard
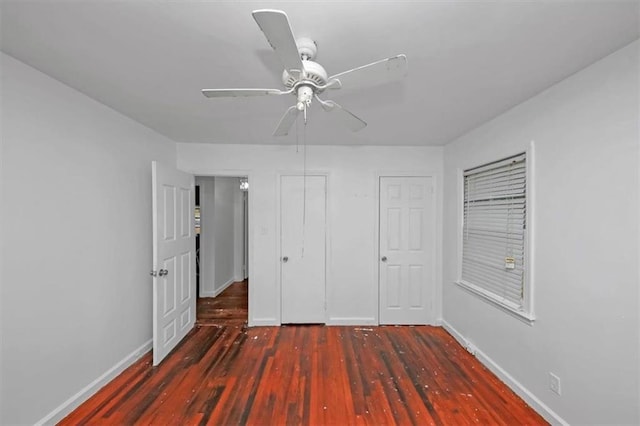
[212,278,235,298]
[440,320,568,426]
[327,317,377,326]
[249,317,279,326]
[199,278,236,299]
[35,339,152,425]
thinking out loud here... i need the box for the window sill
[455,280,535,326]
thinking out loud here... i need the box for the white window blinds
[462,153,526,311]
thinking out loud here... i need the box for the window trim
[455,142,536,324]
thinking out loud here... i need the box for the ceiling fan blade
[328,54,408,91]
[252,9,304,77]
[201,88,286,98]
[320,100,367,132]
[273,105,300,136]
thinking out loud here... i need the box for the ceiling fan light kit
[201,9,408,137]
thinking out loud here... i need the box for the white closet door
[379,176,434,325]
[280,175,326,324]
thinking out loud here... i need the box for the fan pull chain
[295,115,299,153]
[301,104,308,258]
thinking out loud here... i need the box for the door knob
[381,256,387,262]
[282,256,289,263]
[159,269,169,276]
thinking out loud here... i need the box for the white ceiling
[1,1,638,146]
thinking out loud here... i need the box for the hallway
[197,280,248,326]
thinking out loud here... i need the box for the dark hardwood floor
[197,280,248,326]
[60,321,547,424]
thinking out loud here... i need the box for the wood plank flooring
[60,323,547,425]
[197,280,248,326]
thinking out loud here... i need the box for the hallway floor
[197,279,248,326]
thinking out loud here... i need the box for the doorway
[195,176,249,326]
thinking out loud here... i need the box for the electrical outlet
[549,372,561,396]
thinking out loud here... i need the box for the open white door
[152,161,196,365]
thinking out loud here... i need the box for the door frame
[276,171,330,325]
[243,190,249,279]
[374,172,440,325]
[189,170,254,324]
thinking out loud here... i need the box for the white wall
[178,144,443,326]
[233,185,245,281]
[0,53,177,425]
[442,41,639,424]
[213,177,238,292]
[196,177,216,296]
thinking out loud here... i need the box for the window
[458,152,533,321]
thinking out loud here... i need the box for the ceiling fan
[201,9,408,137]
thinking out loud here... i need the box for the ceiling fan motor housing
[296,37,317,60]
[281,38,326,89]
[282,60,328,88]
